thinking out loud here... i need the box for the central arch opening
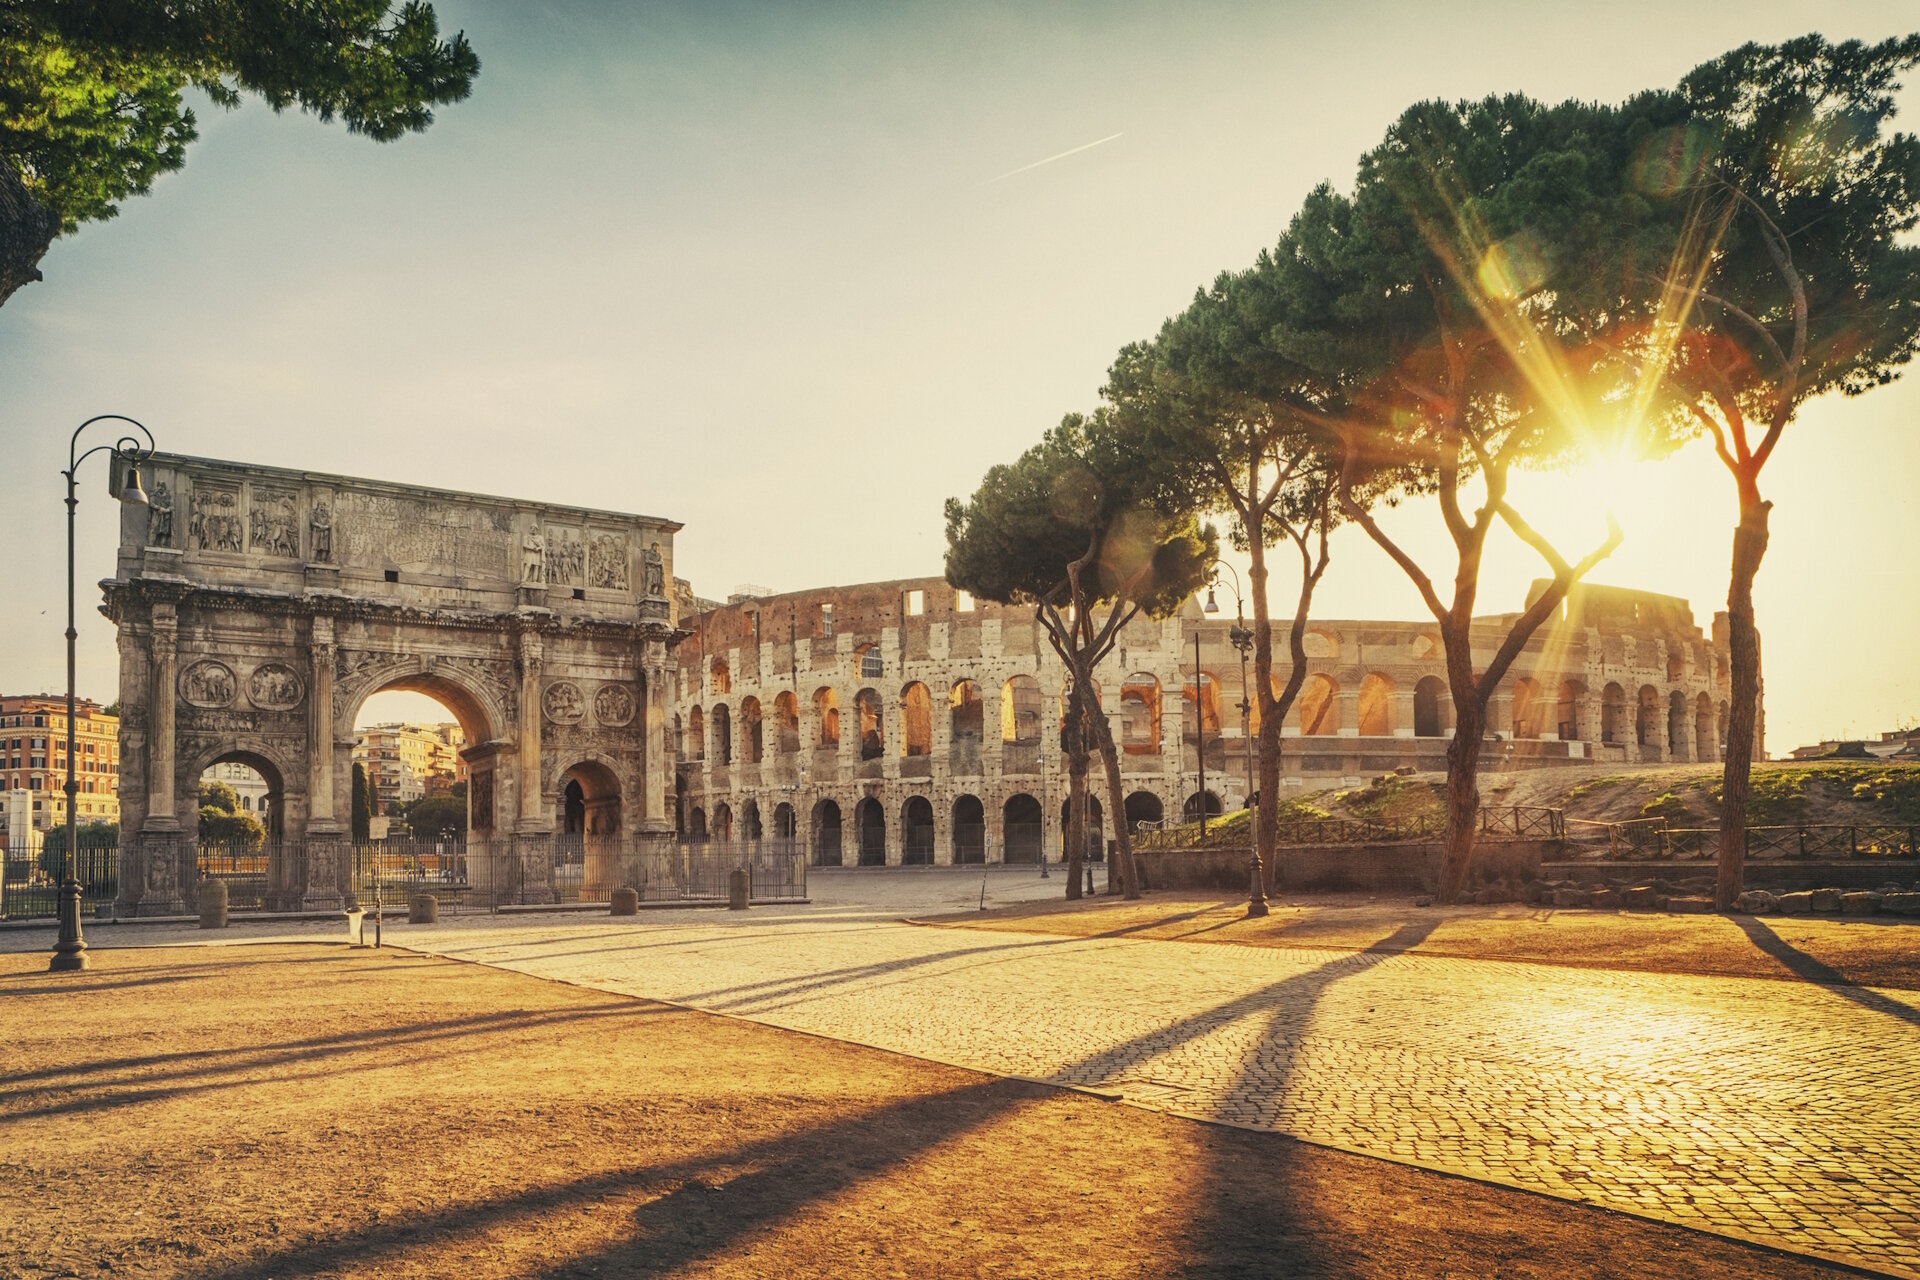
[348,679,494,906]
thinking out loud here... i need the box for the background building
[351,722,467,812]
[0,694,119,851]
[669,577,1755,867]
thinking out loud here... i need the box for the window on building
[954,589,974,613]
[819,603,834,639]
[906,589,925,617]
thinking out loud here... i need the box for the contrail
[981,132,1124,186]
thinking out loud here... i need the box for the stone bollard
[610,887,639,916]
[197,878,229,930]
[408,893,438,924]
[728,867,750,911]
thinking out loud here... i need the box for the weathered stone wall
[105,453,683,913]
[670,575,1751,867]
[1136,841,1550,894]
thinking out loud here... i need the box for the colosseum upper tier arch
[671,577,1758,868]
[103,453,682,914]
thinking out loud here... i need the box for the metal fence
[2,834,118,920]
[3,834,807,921]
[1574,822,1920,862]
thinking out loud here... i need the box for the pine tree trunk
[0,163,58,310]
[1439,697,1486,903]
[1088,703,1140,898]
[1716,490,1771,909]
[1065,733,1088,901]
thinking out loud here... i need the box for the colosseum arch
[1413,675,1449,738]
[1356,673,1395,737]
[711,703,733,765]
[104,452,680,916]
[771,691,800,755]
[812,687,840,747]
[951,794,986,863]
[1296,674,1339,736]
[1600,683,1627,744]
[901,682,933,758]
[1120,673,1162,755]
[740,696,763,764]
[949,681,984,773]
[688,705,705,761]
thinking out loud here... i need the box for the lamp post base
[1247,858,1270,919]
[49,877,90,971]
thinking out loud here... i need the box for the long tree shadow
[189,1077,1033,1280]
[1732,915,1920,1029]
[0,1000,656,1099]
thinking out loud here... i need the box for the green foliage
[351,762,372,844]
[1639,791,1696,826]
[0,0,480,231]
[1341,776,1447,825]
[404,794,464,838]
[944,413,1216,621]
[38,819,115,873]
[1845,768,1920,823]
[197,777,239,815]
[198,804,263,848]
[1566,776,1626,803]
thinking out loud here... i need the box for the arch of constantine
[105,454,680,914]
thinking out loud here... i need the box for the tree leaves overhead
[0,0,480,231]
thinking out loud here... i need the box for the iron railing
[1573,822,1920,862]
[1,835,118,920]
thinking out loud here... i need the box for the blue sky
[2,0,1915,750]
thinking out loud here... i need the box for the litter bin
[728,867,750,911]
[610,886,639,916]
[409,893,438,924]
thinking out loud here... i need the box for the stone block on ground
[1880,891,1920,917]
[197,878,228,930]
[1777,891,1814,916]
[1624,885,1657,909]
[1809,888,1843,913]
[1552,887,1588,908]
[1666,896,1714,914]
[1588,888,1620,909]
[1734,890,1778,914]
[611,887,639,916]
[1840,892,1878,915]
[408,893,438,924]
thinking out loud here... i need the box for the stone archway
[104,452,682,916]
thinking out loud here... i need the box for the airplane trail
[981,132,1124,186]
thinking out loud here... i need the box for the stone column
[137,602,187,915]
[639,639,672,833]
[1392,690,1417,738]
[303,615,346,908]
[514,627,554,903]
[1335,690,1359,738]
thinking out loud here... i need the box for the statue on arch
[643,542,666,599]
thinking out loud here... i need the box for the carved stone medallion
[179,660,237,708]
[594,683,636,726]
[543,681,585,725]
[248,663,305,710]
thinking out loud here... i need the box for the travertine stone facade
[103,453,681,913]
[671,577,1756,867]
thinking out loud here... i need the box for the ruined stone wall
[671,577,1751,867]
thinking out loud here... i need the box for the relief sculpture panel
[333,492,512,578]
[545,528,585,587]
[189,485,243,553]
[589,533,630,592]
[544,680,585,725]
[249,487,301,558]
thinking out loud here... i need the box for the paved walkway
[11,869,1920,1275]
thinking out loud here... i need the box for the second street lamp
[52,414,155,972]
[1208,564,1269,918]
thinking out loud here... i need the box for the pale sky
[2,0,1915,752]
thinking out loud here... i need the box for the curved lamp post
[1204,564,1268,918]
[51,415,154,972]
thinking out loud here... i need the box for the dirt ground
[931,891,1920,990]
[0,944,1860,1279]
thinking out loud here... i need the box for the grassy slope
[1146,763,1920,847]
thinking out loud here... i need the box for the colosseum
[670,575,1758,867]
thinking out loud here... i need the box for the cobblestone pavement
[9,870,1919,1275]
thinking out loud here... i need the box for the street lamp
[52,415,154,972]
[1208,565,1269,918]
